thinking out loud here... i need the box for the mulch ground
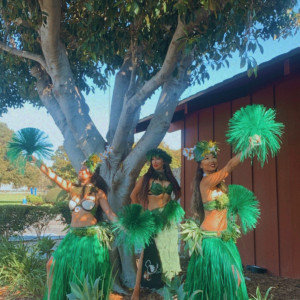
[1,264,300,300]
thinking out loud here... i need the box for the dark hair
[90,166,109,195]
[192,163,228,224]
[191,163,205,223]
[139,162,181,208]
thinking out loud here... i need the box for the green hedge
[0,203,71,237]
[26,194,44,205]
[44,187,69,203]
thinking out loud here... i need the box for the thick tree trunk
[31,66,86,170]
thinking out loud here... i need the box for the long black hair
[191,163,205,224]
[139,163,181,208]
[90,166,109,195]
[192,163,228,224]
[92,166,109,222]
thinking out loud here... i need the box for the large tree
[0,0,298,287]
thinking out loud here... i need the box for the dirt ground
[1,269,300,300]
[110,269,300,300]
[1,221,300,300]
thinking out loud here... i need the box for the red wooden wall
[181,73,300,278]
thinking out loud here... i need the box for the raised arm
[202,152,242,189]
[32,156,73,192]
[98,190,116,222]
[130,177,143,204]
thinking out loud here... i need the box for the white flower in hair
[183,148,194,160]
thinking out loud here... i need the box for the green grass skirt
[185,237,248,300]
[44,226,111,300]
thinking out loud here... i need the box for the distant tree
[51,146,77,183]
[0,122,51,189]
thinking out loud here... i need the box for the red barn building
[136,48,300,278]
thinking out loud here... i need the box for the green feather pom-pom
[228,185,260,234]
[113,204,156,252]
[160,200,185,227]
[6,128,53,173]
[151,200,185,233]
[226,104,284,167]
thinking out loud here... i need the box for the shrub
[44,187,69,204]
[0,205,58,237]
[0,237,46,299]
[26,194,44,205]
[36,236,56,260]
[53,201,72,225]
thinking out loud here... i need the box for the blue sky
[1,7,299,156]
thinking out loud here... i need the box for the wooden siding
[180,73,300,278]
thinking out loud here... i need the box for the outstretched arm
[98,190,117,222]
[202,153,242,189]
[32,156,73,192]
[130,177,143,204]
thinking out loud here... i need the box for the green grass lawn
[0,193,29,205]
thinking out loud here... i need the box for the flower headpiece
[83,154,102,173]
[146,148,172,164]
[183,140,220,162]
[83,145,114,173]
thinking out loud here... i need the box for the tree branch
[38,0,61,77]
[0,41,47,70]
[38,0,106,156]
[123,51,194,177]
[30,66,86,171]
[106,52,132,144]
[111,16,188,160]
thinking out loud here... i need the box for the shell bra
[68,184,99,216]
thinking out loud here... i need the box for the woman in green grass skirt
[128,149,184,300]
[32,154,116,300]
[182,141,260,300]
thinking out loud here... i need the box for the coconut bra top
[149,181,173,196]
[203,189,229,211]
[68,185,98,215]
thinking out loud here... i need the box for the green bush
[36,236,56,260]
[53,201,72,225]
[26,194,44,205]
[0,205,58,237]
[0,237,46,299]
[44,187,69,204]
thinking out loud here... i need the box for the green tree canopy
[51,145,77,183]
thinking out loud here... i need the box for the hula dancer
[114,148,184,300]
[182,105,284,299]
[6,128,116,300]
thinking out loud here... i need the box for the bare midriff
[200,184,228,234]
[71,209,98,227]
[200,209,227,233]
[147,194,170,211]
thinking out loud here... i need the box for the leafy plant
[0,238,46,299]
[0,205,59,237]
[53,200,72,225]
[36,236,56,260]
[26,194,44,205]
[159,275,202,300]
[67,268,114,300]
[249,286,274,300]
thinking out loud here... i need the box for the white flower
[183,148,194,160]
